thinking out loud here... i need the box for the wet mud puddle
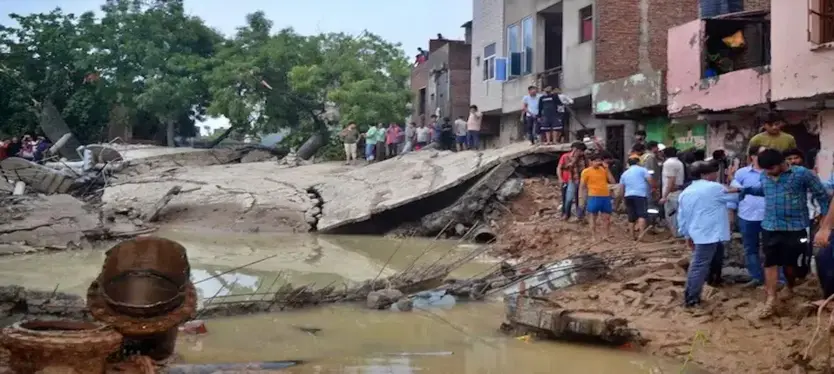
[179,303,684,373]
[0,230,697,373]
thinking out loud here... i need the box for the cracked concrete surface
[98,142,570,233]
[0,195,100,249]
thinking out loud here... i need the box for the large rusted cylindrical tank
[87,236,196,361]
[98,236,191,317]
[0,320,122,374]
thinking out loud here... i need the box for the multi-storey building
[666,0,834,179]
[470,0,702,160]
[409,23,473,126]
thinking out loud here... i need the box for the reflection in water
[178,303,686,374]
[0,230,698,373]
[0,230,495,301]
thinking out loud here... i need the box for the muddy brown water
[0,229,700,373]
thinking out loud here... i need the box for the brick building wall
[409,61,429,124]
[595,0,699,83]
[448,42,472,121]
[411,40,472,123]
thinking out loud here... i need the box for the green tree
[1,2,410,158]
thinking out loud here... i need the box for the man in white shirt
[453,116,468,151]
[521,86,543,145]
[466,105,482,150]
[660,146,686,235]
[415,123,430,150]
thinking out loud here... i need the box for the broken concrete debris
[502,255,608,298]
[367,288,404,310]
[496,178,524,202]
[502,296,640,346]
[419,160,518,236]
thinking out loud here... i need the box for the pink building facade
[665,3,834,175]
[666,19,770,118]
[770,0,834,179]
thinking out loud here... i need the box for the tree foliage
[0,0,411,157]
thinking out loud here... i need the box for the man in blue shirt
[731,146,767,287]
[619,158,653,240]
[740,149,831,319]
[521,86,542,145]
[678,161,739,307]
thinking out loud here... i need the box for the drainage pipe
[471,225,497,244]
[1,319,122,374]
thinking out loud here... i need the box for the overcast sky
[1,0,471,134]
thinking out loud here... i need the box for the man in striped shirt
[739,149,830,319]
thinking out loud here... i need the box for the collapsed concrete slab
[100,142,571,234]
[0,195,100,248]
[314,142,571,232]
[100,162,344,233]
[419,160,518,235]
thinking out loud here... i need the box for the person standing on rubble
[363,125,379,162]
[739,149,830,319]
[466,105,482,150]
[731,146,769,288]
[403,122,417,153]
[536,86,570,145]
[338,123,359,164]
[619,157,654,240]
[521,86,542,145]
[580,153,616,239]
[678,161,739,307]
[660,147,686,235]
[561,142,588,221]
[453,116,468,151]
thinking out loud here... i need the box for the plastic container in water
[699,0,743,18]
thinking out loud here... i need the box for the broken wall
[666,20,771,116]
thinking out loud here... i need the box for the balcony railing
[537,66,563,90]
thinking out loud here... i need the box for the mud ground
[495,178,832,374]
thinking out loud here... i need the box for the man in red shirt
[559,142,584,220]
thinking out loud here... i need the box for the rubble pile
[489,177,834,374]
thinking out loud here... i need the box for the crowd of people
[336,105,483,164]
[0,134,52,163]
[557,112,834,318]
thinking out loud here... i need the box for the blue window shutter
[495,57,507,81]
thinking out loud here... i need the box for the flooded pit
[0,230,703,373]
[0,229,495,301]
[177,303,687,373]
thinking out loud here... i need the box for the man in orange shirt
[581,153,616,239]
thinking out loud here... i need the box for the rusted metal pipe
[0,320,122,374]
[87,237,197,361]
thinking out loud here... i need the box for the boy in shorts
[619,157,653,240]
[581,153,616,239]
[738,149,830,318]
